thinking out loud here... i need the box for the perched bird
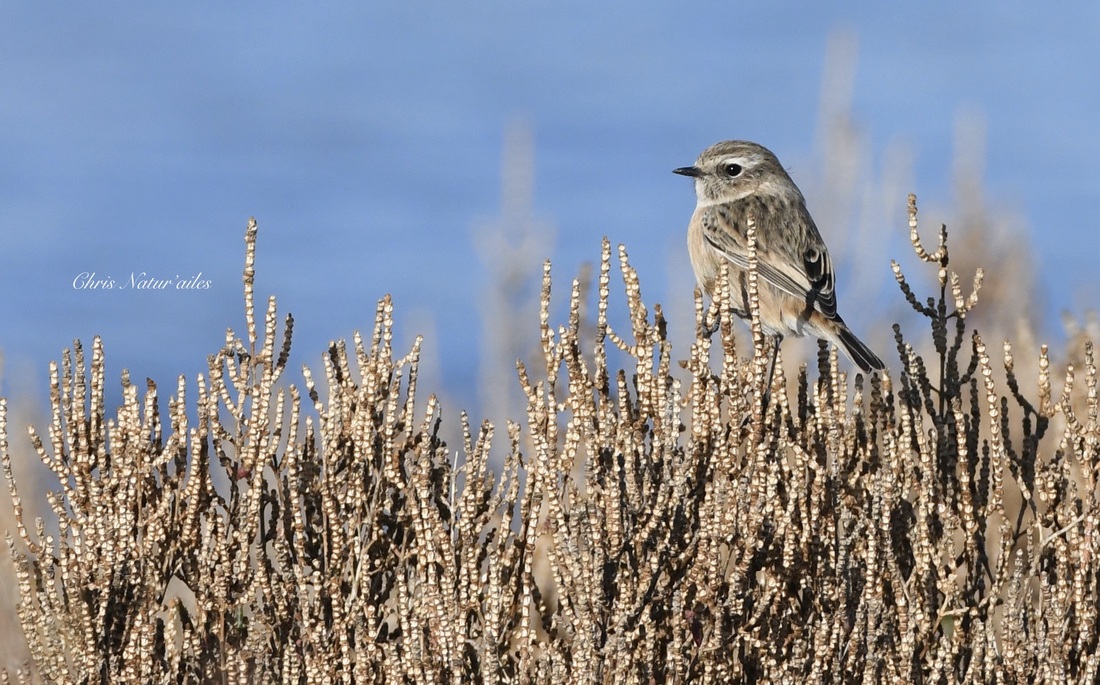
[674,140,884,373]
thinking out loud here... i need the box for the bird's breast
[687,207,724,294]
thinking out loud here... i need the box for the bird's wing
[701,202,839,320]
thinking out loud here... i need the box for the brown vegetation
[3,196,1099,683]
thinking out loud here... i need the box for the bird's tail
[832,322,886,373]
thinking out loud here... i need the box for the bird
[674,140,885,374]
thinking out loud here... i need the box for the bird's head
[674,140,801,205]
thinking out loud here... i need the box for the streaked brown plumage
[675,140,884,373]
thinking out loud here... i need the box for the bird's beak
[673,166,702,178]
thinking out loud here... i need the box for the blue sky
[2,3,1099,415]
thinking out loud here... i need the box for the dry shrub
[2,199,1099,684]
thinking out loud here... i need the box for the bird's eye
[723,163,743,177]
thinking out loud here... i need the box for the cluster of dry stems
[3,197,1099,683]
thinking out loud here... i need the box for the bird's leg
[760,334,781,419]
[702,307,721,338]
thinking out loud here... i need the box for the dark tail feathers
[836,325,886,373]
